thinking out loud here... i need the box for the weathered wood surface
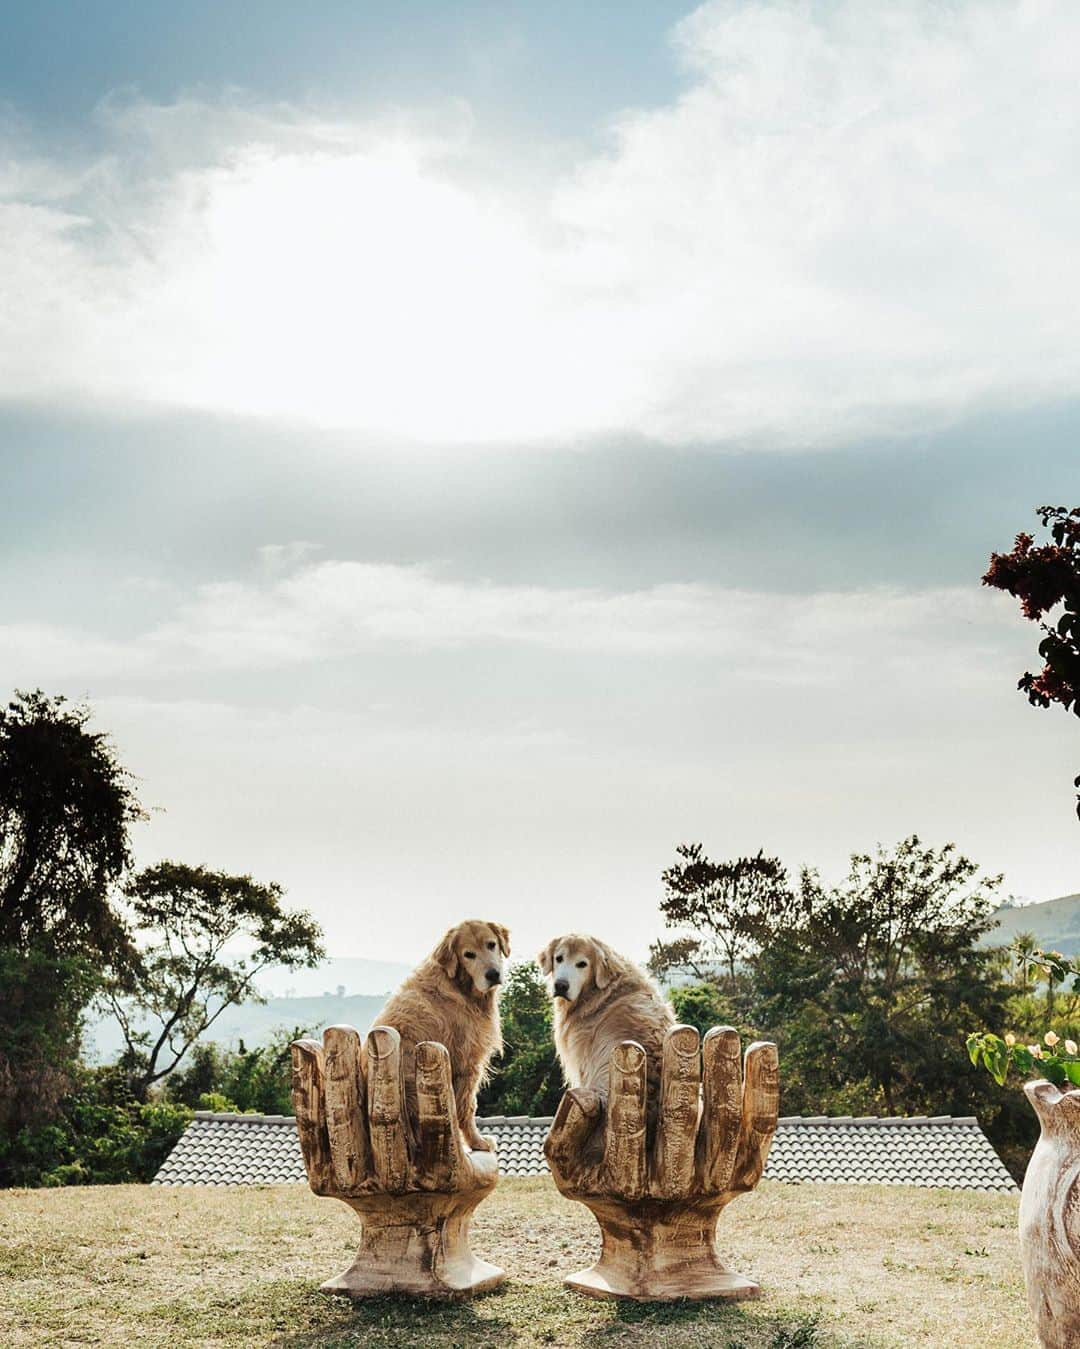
[545,1024,779,1302]
[1019,1080,1080,1349]
[291,1024,503,1299]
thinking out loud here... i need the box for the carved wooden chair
[545,1024,779,1301]
[291,1024,505,1299]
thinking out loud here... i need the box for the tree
[668,982,738,1038]
[477,963,563,1117]
[752,836,1005,1116]
[103,862,324,1100]
[649,844,794,986]
[165,1025,312,1115]
[983,505,1080,817]
[0,947,99,1140]
[0,690,144,960]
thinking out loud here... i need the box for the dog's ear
[490,923,511,957]
[592,940,614,990]
[536,939,557,976]
[433,927,460,980]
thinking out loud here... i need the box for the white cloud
[0,553,1019,687]
[3,0,1079,445]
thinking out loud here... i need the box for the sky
[3,0,1079,969]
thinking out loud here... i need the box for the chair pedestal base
[565,1198,760,1303]
[321,1191,506,1301]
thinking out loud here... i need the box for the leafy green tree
[983,505,1080,817]
[668,982,738,1038]
[0,947,100,1141]
[166,1025,312,1116]
[0,1063,191,1188]
[478,963,563,1117]
[752,837,1007,1117]
[103,862,324,1100]
[649,844,794,985]
[0,690,144,961]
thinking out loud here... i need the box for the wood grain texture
[545,1025,779,1302]
[1019,1080,1080,1349]
[290,1025,503,1300]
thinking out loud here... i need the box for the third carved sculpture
[545,1024,780,1301]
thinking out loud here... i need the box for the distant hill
[254,956,411,999]
[86,991,392,1064]
[984,894,1080,955]
[85,954,412,1065]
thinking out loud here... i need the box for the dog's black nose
[485,968,501,985]
[553,979,569,997]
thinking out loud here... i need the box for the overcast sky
[3,0,1079,967]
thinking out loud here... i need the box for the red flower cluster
[984,508,1080,816]
[982,531,1074,621]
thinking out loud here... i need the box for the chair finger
[698,1026,742,1193]
[413,1040,467,1190]
[729,1041,780,1192]
[365,1025,410,1193]
[544,1087,602,1190]
[290,1038,336,1195]
[600,1040,647,1201]
[322,1025,371,1193]
[652,1023,701,1198]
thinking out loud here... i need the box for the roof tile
[153,1112,1017,1192]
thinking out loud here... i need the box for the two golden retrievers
[374,922,674,1152]
[372,919,511,1151]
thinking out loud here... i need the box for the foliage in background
[668,981,740,1038]
[102,862,324,1101]
[0,947,100,1140]
[649,844,793,985]
[166,1025,310,1116]
[984,504,1080,818]
[0,1065,190,1188]
[0,690,144,962]
[753,837,1005,1112]
[478,963,563,1117]
[655,835,1036,1177]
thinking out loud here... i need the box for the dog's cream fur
[372,919,510,1151]
[537,933,675,1110]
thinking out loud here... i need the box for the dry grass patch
[0,1178,1033,1347]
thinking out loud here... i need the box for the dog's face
[434,920,511,996]
[537,933,613,1005]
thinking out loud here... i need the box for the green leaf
[1062,1061,1080,1087]
[1044,1059,1068,1086]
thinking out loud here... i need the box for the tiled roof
[153,1112,1017,1192]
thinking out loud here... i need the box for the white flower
[1005,1033,1016,1047]
[1066,1040,1078,1056]
[1029,1044,1043,1059]
[1045,1031,1060,1047]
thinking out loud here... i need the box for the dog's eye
[555,955,563,964]
[464,951,476,959]
[576,960,587,969]
[486,941,496,950]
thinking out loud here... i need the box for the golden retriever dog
[372,919,510,1151]
[537,932,675,1119]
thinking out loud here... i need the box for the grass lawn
[0,1178,1033,1348]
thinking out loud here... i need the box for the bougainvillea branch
[983,506,1080,818]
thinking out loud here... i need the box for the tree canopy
[0,690,144,961]
[752,836,1006,1115]
[649,843,794,985]
[104,862,324,1099]
[477,963,563,1118]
